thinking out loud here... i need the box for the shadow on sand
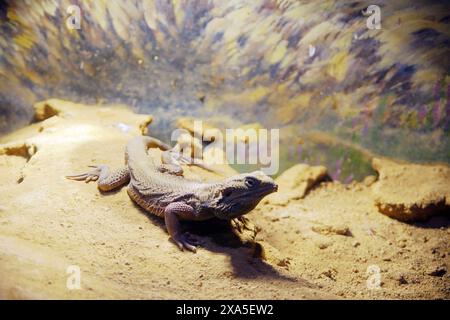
[131,201,316,289]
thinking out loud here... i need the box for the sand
[0,99,448,299]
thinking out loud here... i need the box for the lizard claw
[171,233,198,253]
[184,232,201,246]
[158,164,184,176]
[66,165,103,183]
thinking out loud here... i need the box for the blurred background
[0,0,449,181]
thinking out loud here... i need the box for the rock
[320,268,337,281]
[315,240,333,249]
[138,116,153,135]
[395,273,408,285]
[0,141,37,160]
[371,158,450,221]
[253,240,291,268]
[176,117,221,139]
[33,101,60,121]
[264,163,329,205]
[352,241,361,247]
[428,266,447,277]
[363,175,377,187]
[29,99,154,136]
[311,224,352,237]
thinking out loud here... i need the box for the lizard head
[209,171,278,220]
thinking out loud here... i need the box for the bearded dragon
[66,136,278,252]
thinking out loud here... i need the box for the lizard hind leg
[66,165,130,192]
[162,149,220,174]
[159,150,184,176]
[158,164,184,176]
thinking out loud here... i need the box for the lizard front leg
[66,165,130,192]
[164,202,198,252]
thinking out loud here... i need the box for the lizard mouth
[258,183,278,196]
[214,182,278,220]
[234,183,278,201]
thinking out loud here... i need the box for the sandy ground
[0,99,448,299]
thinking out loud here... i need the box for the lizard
[66,136,278,252]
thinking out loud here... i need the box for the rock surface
[0,99,327,299]
[371,158,450,221]
[0,99,449,299]
[264,163,329,205]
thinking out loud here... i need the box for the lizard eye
[245,177,256,188]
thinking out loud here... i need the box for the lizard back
[125,137,213,217]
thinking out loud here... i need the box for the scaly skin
[67,136,278,252]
